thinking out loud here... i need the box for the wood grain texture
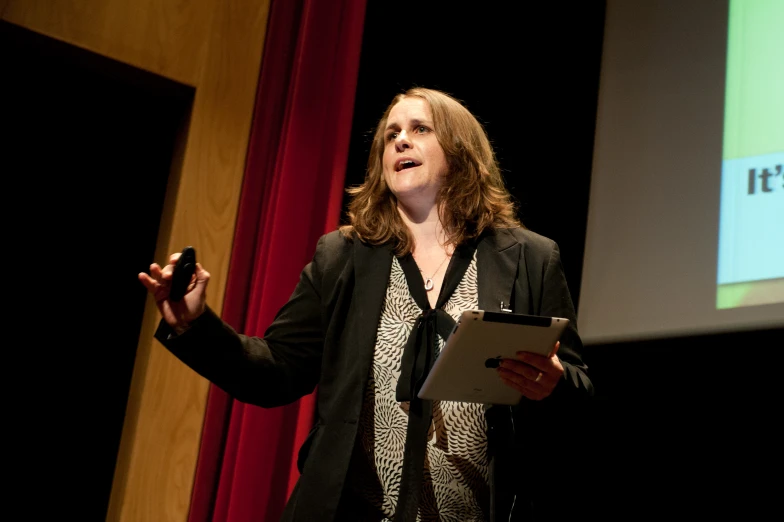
[2,0,213,85]
[4,0,271,521]
[108,0,272,519]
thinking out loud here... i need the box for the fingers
[194,263,210,284]
[497,347,565,400]
[142,262,168,281]
[139,261,173,297]
[186,263,210,295]
[145,259,175,284]
[138,272,157,292]
[139,262,165,290]
[513,346,563,373]
[497,366,545,400]
[139,256,210,305]
[160,262,175,281]
[497,359,543,384]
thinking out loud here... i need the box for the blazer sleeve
[500,238,596,520]
[155,233,336,408]
[537,240,594,399]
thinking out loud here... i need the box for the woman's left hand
[497,342,563,400]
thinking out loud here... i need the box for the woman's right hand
[138,252,210,329]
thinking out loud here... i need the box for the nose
[395,130,411,152]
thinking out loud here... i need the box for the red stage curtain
[187,0,367,520]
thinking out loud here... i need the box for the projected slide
[717,0,784,310]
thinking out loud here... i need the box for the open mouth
[395,159,421,172]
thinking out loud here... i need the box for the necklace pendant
[424,278,434,291]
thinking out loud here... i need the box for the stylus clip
[499,301,512,313]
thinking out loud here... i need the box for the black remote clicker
[169,246,196,301]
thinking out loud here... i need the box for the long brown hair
[340,87,521,255]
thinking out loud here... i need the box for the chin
[390,183,424,199]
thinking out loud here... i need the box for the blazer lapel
[294,239,395,522]
[477,229,521,313]
[344,230,521,358]
[349,239,395,361]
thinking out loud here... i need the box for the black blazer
[158,227,594,521]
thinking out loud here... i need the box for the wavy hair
[340,87,521,255]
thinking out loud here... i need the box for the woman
[140,88,594,521]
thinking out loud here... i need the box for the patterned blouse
[348,253,489,521]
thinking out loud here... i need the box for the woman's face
[382,97,448,212]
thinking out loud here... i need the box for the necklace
[419,253,451,291]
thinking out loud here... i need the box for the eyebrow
[385,118,433,132]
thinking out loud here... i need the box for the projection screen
[578,0,783,344]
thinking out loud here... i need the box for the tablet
[417,310,569,405]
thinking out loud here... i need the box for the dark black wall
[343,1,605,309]
[3,21,193,519]
[344,2,784,518]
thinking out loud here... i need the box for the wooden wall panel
[111,1,270,518]
[2,0,271,521]
[2,0,214,85]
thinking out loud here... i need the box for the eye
[385,131,398,141]
[416,125,429,134]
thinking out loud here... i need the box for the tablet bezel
[416,309,569,405]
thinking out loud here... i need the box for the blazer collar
[476,228,521,313]
[348,228,521,353]
[350,238,395,357]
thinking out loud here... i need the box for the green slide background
[723,0,784,160]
